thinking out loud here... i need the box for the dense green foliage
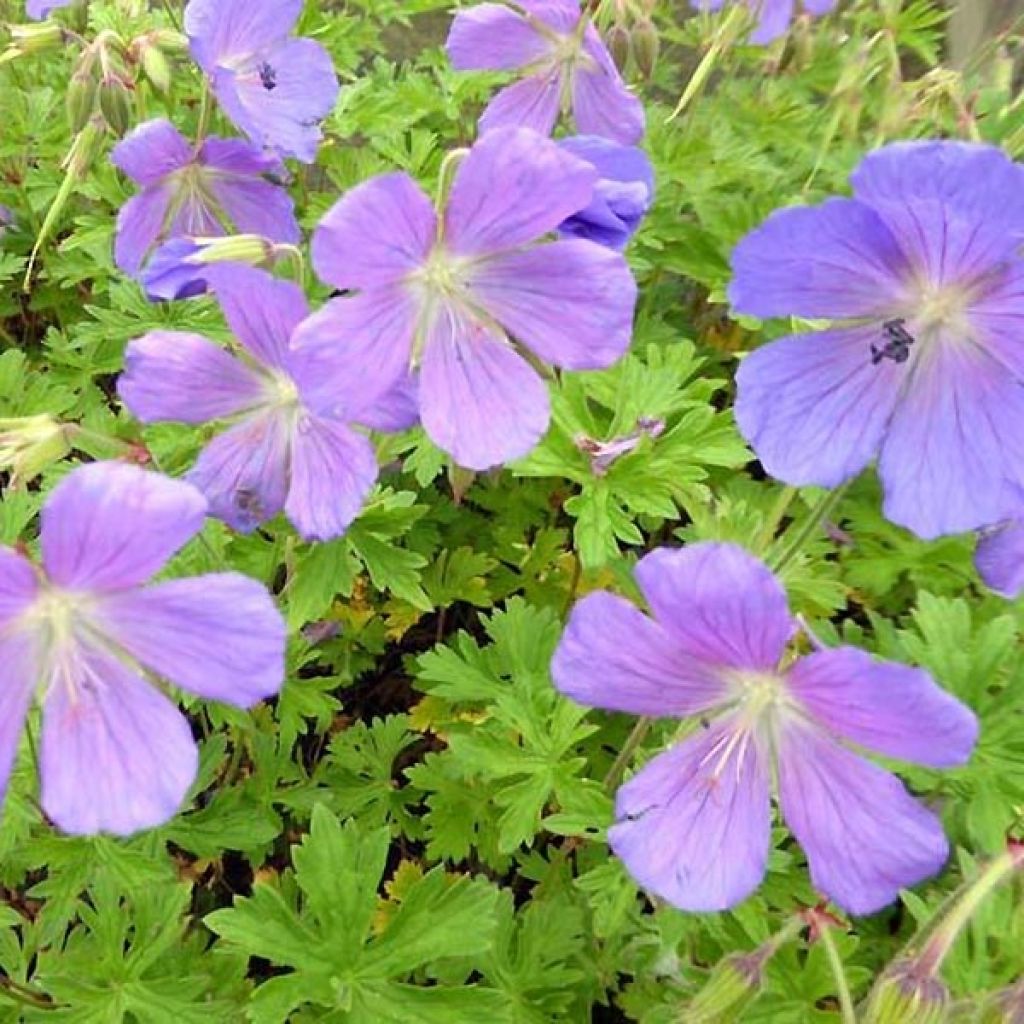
[0,0,1023,1020]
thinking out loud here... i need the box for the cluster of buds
[599,0,659,79]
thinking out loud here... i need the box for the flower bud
[139,42,171,93]
[631,17,659,79]
[149,28,188,54]
[65,115,106,178]
[605,23,631,71]
[685,950,766,1023]
[864,960,950,1024]
[98,73,134,135]
[1,21,64,63]
[0,415,71,487]
[66,51,99,132]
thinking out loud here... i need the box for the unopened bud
[0,415,71,487]
[685,950,766,1023]
[631,17,659,79]
[139,42,171,93]
[149,28,188,54]
[1,21,64,63]
[190,234,275,266]
[66,57,99,132]
[864,960,950,1024]
[65,115,106,177]
[98,74,134,135]
[605,23,631,71]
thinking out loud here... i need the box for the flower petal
[851,141,1024,285]
[188,411,291,533]
[571,32,645,144]
[111,118,193,186]
[311,173,436,291]
[140,239,211,302]
[967,261,1024,379]
[728,198,911,320]
[552,591,730,717]
[206,264,307,371]
[878,339,1024,538]
[114,188,174,277]
[210,38,338,163]
[444,127,597,256]
[445,2,551,70]
[976,519,1024,599]
[735,325,906,489]
[289,289,419,418]
[749,0,795,44]
[40,642,198,836]
[0,546,39,622]
[787,648,977,768]
[284,414,378,541]
[42,464,207,591]
[469,239,636,370]
[0,629,38,811]
[185,0,301,69]
[419,305,550,469]
[778,723,950,915]
[478,73,563,138]
[95,573,285,706]
[609,720,772,912]
[349,373,420,433]
[119,330,267,424]
[634,543,794,671]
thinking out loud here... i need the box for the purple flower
[140,234,277,302]
[731,141,1024,540]
[692,0,838,44]
[552,542,978,914]
[184,0,339,163]
[297,127,638,470]
[975,519,1024,598]
[119,265,414,540]
[26,0,74,19]
[0,461,285,835]
[112,119,299,278]
[446,0,644,144]
[557,136,654,250]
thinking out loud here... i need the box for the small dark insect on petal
[259,62,277,91]
[871,317,916,365]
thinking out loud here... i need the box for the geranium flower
[446,0,644,144]
[553,542,977,914]
[0,462,285,835]
[731,141,1024,539]
[297,126,637,470]
[692,0,838,45]
[119,265,414,540]
[184,0,339,163]
[557,136,654,250]
[112,118,299,278]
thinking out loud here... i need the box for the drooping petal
[444,127,597,257]
[786,647,977,768]
[552,591,730,717]
[878,338,1024,538]
[184,0,301,70]
[311,173,436,291]
[42,463,207,592]
[119,330,267,424]
[200,139,300,244]
[289,290,419,419]
[114,188,175,277]
[633,543,795,672]
[735,325,907,489]
[418,304,550,470]
[284,414,378,541]
[210,37,339,164]
[468,238,636,370]
[975,518,1024,599]
[850,141,1024,285]
[110,118,193,186]
[728,198,912,320]
[187,410,291,533]
[94,573,285,706]
[445,2,552,70]
[571,32,645,144]
[139,239,211,302]
[40,642,198,836]
[777,722,950,915]
[478,73,563,139]
[205,264,308,372]
[749,0,795,44]
[609,719,772,912]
